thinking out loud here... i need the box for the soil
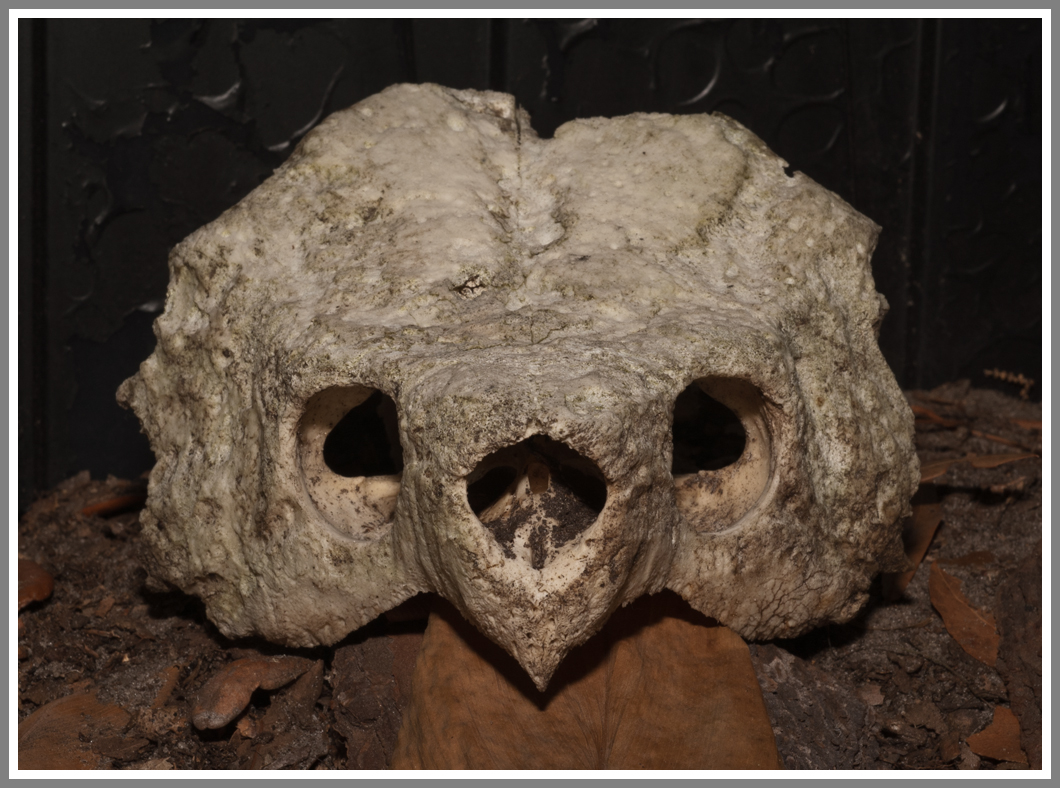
[16,382,1042,770]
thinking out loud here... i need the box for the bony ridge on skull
[118,83,919,691]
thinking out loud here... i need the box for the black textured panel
[35,19,413,495]
[912,19,1041,395]
[19,18,1042,510]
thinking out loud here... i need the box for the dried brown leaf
[18,693,130,770]
[938,550,996,567]
[857,683,884,707]
[191,655,313,730]
[882,488,942,600]
[911,404,965,428]
[928,562,999,667]
[392,593,781,769]
[993,545,1043,769]
[969,430,1033,450]
[967,452,1038,469]
[989,475,1028,495]
[79,489,147,517]
[966,706,1028,764]
[920,452,1037,483]
[18,558,54,610]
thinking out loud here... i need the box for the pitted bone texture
[118,84,918,690]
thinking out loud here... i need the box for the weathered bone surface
[118,83,918,690]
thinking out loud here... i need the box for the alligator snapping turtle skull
[119,83,918,690]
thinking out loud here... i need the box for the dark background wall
[18,18,1042,511]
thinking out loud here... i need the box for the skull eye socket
[671,378,772,534]
[322,390,403,477]
[298,386,403,540]
[671,384,746,473]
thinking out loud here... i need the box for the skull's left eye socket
[322,390,403,477]
[298,386,403,540]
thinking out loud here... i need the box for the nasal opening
[466,435,607,569]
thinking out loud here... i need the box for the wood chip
[967,706,1028,764]
[235,716,258,740]
[958,742,981,770]
[904,699,945,732]
[150,665,181,709]
[18,558,54,610]
[126,758,175,770]
[938,730,961,762]
[928,562,1000,667]
[94,595,115,618]
[191,655,313,730]
[857,683,884,706]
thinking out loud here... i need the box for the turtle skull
[119,83,918,690]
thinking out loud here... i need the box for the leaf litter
[928,562,1000,667]
[16,382,1041,769]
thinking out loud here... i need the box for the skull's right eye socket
[299,386,403,540]
[671,385,746,473]
[671,378,772,534]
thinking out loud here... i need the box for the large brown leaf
[19,693,130,770]
[966,706,1028,764]
[391,592,781,770]
[928,562,1000,667]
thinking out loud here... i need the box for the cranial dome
[119,83,918,690]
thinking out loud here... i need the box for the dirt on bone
[480,472,601,569]
[476,444,604,567]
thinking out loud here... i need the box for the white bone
[119,84,918,690]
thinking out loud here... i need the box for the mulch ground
[16,381,1042,770]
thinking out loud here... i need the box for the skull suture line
[119,84,918,690]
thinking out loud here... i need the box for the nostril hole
[671,382,746,474]
[551,462,607,513]
[323,390,403,477]
[467,466,518,515]
[466,435,607,566]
